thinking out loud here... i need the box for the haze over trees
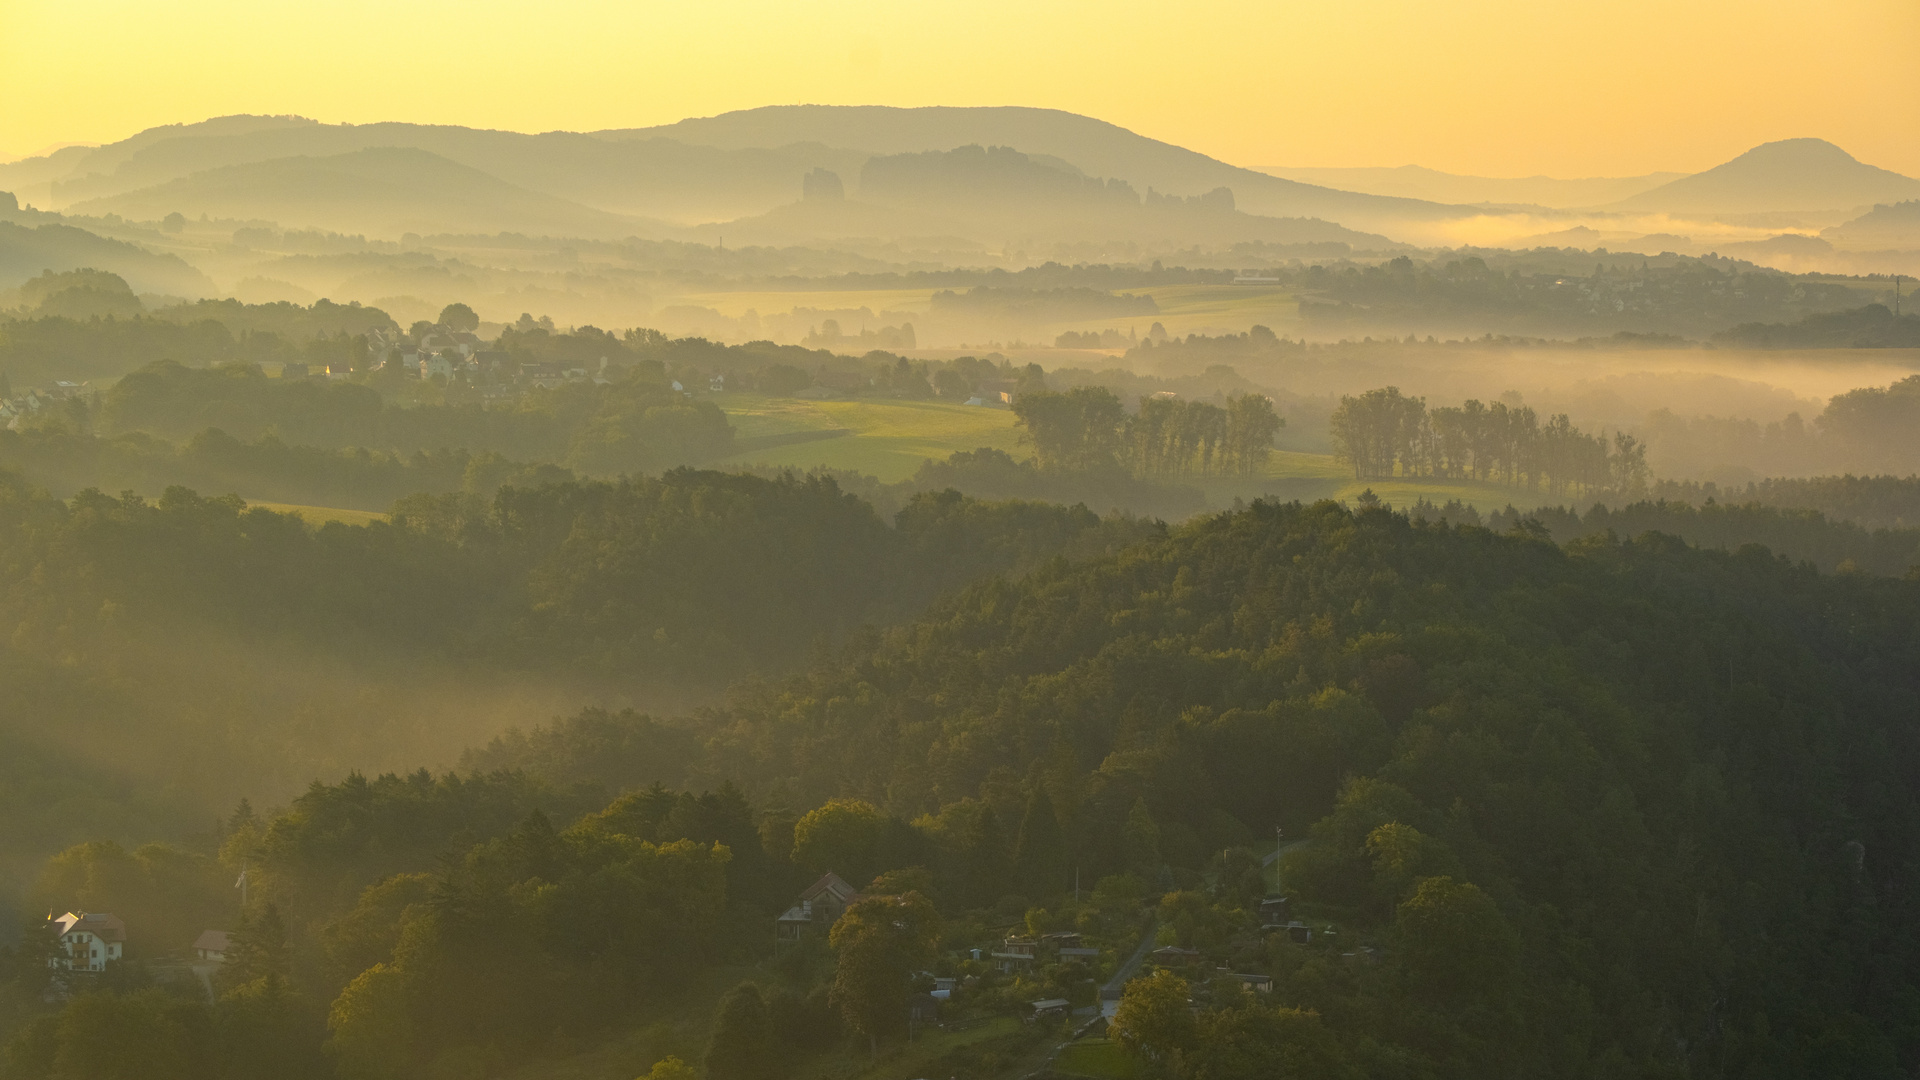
[5,99,1920,1080]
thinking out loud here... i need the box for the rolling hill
[1612,138,1920,216]
[5,109,1482,246]
[65,147,657,240]
[11,118,868,225]
[1823,200,1920,250]
[0,219,216,297]
[1253,163,1684,208]
[720,144,1401,251]
[601,104,1480,233]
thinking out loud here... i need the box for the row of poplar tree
[1329,386,1650,495]
[1012,386,1284,478]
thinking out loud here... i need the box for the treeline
[1648,472,1920,530]
[0,468,1158,886]
[1716,302,1920,348]
[94,360,734,475]
[0,426,569,510]
[0,277,399,386]
[929,285,1158,321]
[1642,375,1920,479]
[693,501,1920,1075]
[1011,385,1283,479]
[8,497,1920,1076]
[1293,252,1865,338]
[0,779,739,1080]
[1330,385,1649,494]
[1491,498,1920,577]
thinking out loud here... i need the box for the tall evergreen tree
[1014,788,1067,900]
[962,805,1011,908]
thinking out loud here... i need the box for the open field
[714,393,1025,481]
[1145,283,1299,334]
[713,396,1571,514]
[246,501,387,527]
[1226,452,1561,514]
[1052,1038,1143,1079]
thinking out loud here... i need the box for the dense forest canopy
[5,497,1917,1079]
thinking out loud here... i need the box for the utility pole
[1896,275,1903,317]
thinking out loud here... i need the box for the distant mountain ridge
[66,147,657,240]
[1,118,868,225]
[723,144,1399,251]
[602,104,1475,231]
[0,219,217,298]
[0,109,1473,246]
[1250,164,1685,209]
[1612,138,1920,215]
[4,112,1916,257]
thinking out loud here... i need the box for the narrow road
[1098,916,1160,1018]
[1261,837,1310,868]
[1016,918,1160,1079]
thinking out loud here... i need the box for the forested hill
[657,501,1919,1075]
[6,495,1920,1077]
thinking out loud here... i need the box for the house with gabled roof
[775,872,860,946]
[49,912,125,972]
[193,930,231,963]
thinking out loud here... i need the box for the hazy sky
[3,0,1917,177]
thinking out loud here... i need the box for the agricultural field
[713,393,1025,481]
[245,501,387,527]
[1222,451,1555,514]
[1052,1037,1144,1079]
[711,395,1554,516]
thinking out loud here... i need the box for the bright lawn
[1052,1038,1143,1079]
[247,502,387,527]
[714,394,1025,482]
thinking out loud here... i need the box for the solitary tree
[828,891,941,1055]
[437,303,479,332]
[1111,969,1196,1076]
[792,798,888,884]
[705,981,777,1080]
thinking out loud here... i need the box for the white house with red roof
[49,912,125,971]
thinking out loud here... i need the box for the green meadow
[712,397,1550,515]
[713,393,1026,481]
[246,501,388,527]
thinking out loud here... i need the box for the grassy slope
[1053,1038,1144,1079]
[245,501,387,527]
[713,394,1025,482]
[712,396,1555,514]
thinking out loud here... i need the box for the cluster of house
[43,911,231,973]
[774,874,1308,1030]
[0,380,86,429]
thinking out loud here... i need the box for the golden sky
[3,0,1917,178]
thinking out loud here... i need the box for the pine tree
[1013,788,1067,900]
[217,902,290,994]
[963,805,1011,908]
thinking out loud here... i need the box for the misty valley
[0,103,1917,1080]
